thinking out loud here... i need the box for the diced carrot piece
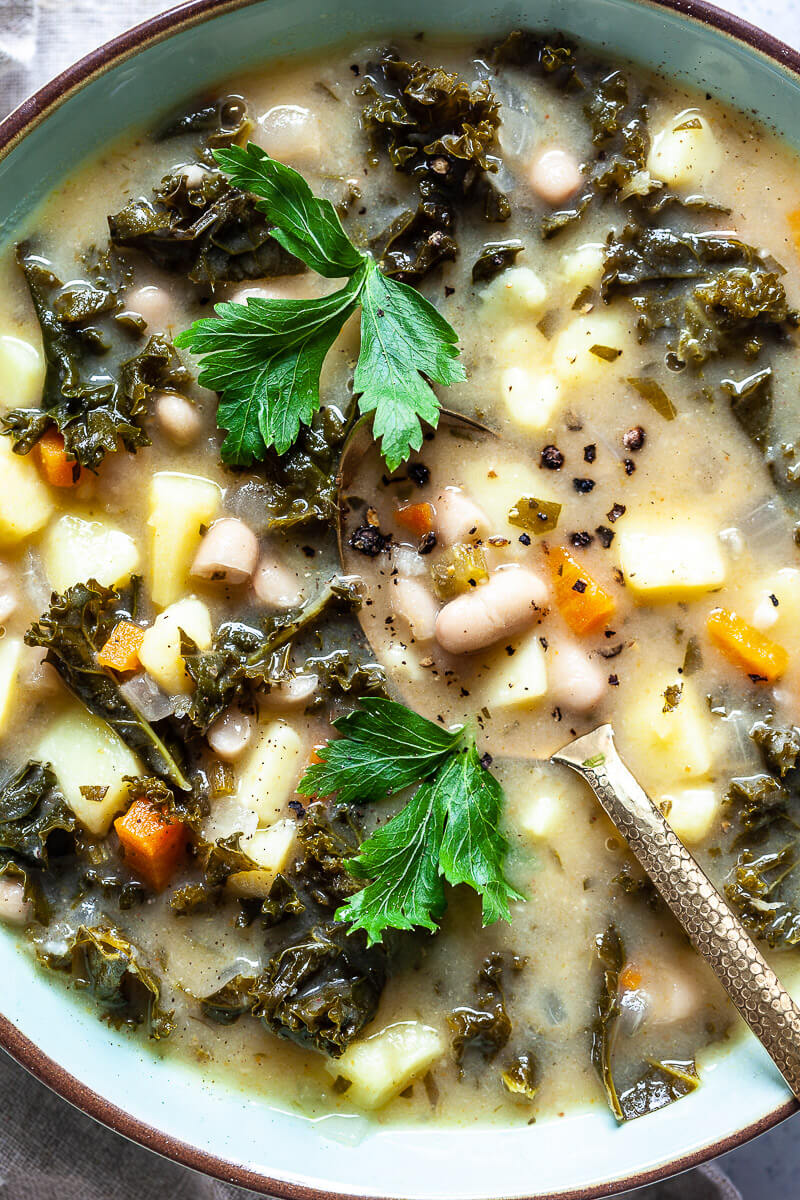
[96,620,145,672]
[549,546,616,635]
[395,502,433,537]
[619,964,642,991]
[706,608,788,682]
[114,798,187,892]
[789,209,800,256]
[34,428,82,488]
[307,745,325,766]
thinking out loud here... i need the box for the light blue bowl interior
[1,1,799,1196]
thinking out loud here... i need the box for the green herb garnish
[298,698,524,945]
[627,376,677,421]
[507,495,562,534]
[176,144,466,470]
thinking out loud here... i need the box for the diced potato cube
[647,110,721,188]
[227,819,298,898]
[241,819,297,869]
[559,242,605,292]
[619,673,712,791]
[457,458,553,539]
[550,311,635,391]
[42,514,139,592]
[481,266,547,318]
[484,630,547,710]
[237,719,304,826]
[0,637,24,736]
[379,640,425,683]
[0,333,45,409]
[147,472,221,608]
[496,325,549,370]
[518,791,563,840]
[0,438,54,548]
[501,366,562,431]
[36,704,142,835]
[328,1021,446,1109]
[660,785,719,844]
[138,597,212,695]
[617,525,726,601]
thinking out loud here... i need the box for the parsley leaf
[176,147,465,470]
[299,696,462,803]
[214,144,363,278]
[357,263,464,469]
[175,278,362,461]
[340,781,447,940]
[298,698,524,944]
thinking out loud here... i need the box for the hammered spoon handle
[552,723,800,1099]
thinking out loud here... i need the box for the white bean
[229,276,320,305]
[435,567,547,654]
[180,162,214,189]
[257,104,322,166]
[252,556,304,609]
[155,391,203,447]
[643,970,702,1026]
[207,707,253,761]
[546,639,608,713]
[528,146,583,205]
[191,517,259,585]
[390,576,439,642]
[260,673,319,710]
[0,877,32,926]
[126,285,173,332]
[434,488,489,546]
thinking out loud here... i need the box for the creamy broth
[2,32,800,1129]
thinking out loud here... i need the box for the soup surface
[3,30,800,1129]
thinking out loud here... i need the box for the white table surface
[1,2,800,1198]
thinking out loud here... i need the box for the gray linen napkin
[0,1047,742,1200]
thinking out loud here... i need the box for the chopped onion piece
[120,673,176,722]
[391,543,427,578]
[739,497,792,555]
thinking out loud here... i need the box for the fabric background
[0,1,799,1197]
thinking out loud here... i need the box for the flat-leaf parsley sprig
[298,697,525,945]
[175,144,466,471]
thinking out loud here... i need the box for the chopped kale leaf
[225,403,350,532]
[26,580,189,790]
[472,240,525,284]
[198,802,388,1056]
[0,761,75,867]
[2,250,186,468]
[359,52,506,280]
[109,166,304,285]
[178,575,367,731]
[501,1051,539,1100]
[39,925,174,1038]
[154,93,252,161]
[448,952,513,1066]
[374,201,458,283]
[591,925,700,1121]
[725,845,800,947]
[601,225,798,366]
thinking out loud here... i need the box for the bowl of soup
[1,0,800,1195]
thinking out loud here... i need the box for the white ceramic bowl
[1,1,799,1195]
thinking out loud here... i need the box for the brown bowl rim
[0,0,799,1195]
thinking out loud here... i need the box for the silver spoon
[554,723,800,1100]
